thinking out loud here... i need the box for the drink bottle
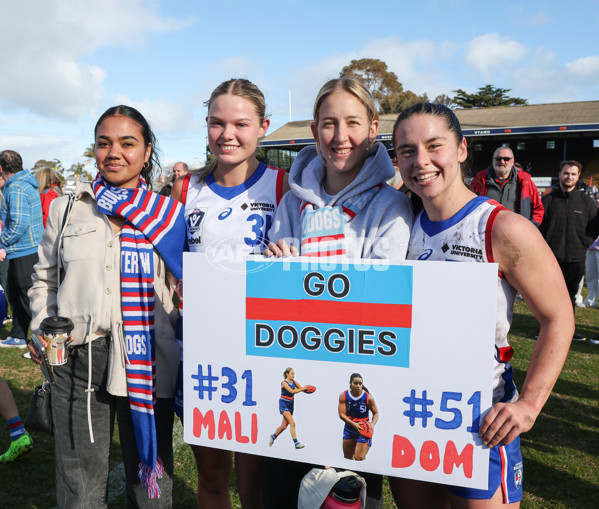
[321,475,361,508]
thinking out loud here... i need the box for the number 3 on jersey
[245,214,272,248]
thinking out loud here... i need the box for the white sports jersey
[183,162,285,257]
[408,196,518,405]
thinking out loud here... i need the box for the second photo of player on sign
[338,372,379,461]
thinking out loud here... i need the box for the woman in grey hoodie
[263,77,413,509]
[267,77,412,261]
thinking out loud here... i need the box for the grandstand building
[259,100,599,191]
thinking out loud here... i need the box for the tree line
[340,58,527,114]
[31,143,94,182]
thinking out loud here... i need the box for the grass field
[0,300,598,508]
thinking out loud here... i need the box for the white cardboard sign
[183,254,497,489]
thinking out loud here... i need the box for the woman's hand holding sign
[264,238,299,257]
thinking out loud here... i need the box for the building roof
[262,120,314,145]
[260,100,599,146]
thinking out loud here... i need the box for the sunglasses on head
[494,156,513,162]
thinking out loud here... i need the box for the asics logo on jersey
[418,249,433,260]
[218,208,233,220]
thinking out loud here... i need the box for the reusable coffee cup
[40,316,74,366]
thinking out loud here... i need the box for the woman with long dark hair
[28,105,186,508]
[389,103,573,508]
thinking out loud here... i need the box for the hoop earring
[143,161,150,170]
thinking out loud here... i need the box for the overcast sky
[1,0,598,174]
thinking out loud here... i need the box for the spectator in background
[159,161,189,197]
[386,147,405,190]
[0,150,43,349]
[0,375,34,463]
[470,146,544,226]
[582,191,599,310]
[573,179,598,306]
[540,160,598,342]
[583,232,599,310]
[0,288,32,462]
[35,167,63,227]
[0,174,8,294]
[172,161,189,180]
[386,147,423,215]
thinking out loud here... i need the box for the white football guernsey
[182,162,285,257]
[408,196,518,405]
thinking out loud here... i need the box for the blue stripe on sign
[246,320,410,367]
[246,260,412,304]
[363,265,412,305]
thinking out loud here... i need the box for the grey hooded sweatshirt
[269,143,413,262]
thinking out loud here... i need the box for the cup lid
[40,316,74,334]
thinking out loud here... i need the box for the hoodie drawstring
[85,316,95,444]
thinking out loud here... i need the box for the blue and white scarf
[93,174,185,498]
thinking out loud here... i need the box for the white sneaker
[22,352,31,359]
[295,442,305,449]
[589,338,599,345]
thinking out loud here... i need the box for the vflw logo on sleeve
[245,261,413,367]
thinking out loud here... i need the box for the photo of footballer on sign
[183,254,497,489]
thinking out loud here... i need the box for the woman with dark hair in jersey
[338,373,379,461]
[390,103,573,508]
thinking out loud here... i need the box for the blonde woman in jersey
[172,78,288,509]
[389,103,573,509]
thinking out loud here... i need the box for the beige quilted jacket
[29,183,180,398]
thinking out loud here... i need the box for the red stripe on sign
[246,298,412,328]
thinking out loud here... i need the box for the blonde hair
[313,77,378,126]
[312,77,378,164]
[194,78,267,183]
[35,167,62,192]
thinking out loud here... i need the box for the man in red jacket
[470,146,544,226]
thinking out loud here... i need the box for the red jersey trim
[484,200,508,279]
[181,173,191,205]
[273,167,286,205]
